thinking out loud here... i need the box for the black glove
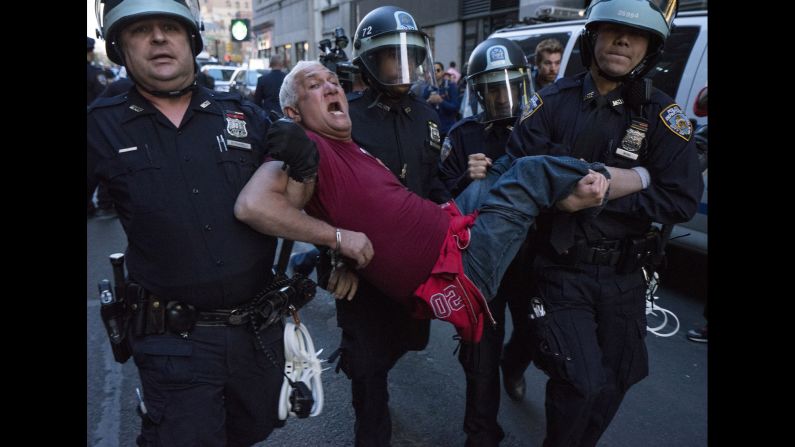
[266,118,319,182]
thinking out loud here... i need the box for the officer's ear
[284,106,301,122]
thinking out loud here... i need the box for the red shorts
[412,201,493,343]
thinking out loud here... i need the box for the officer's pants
[457,259,534,447]
[531,260,648,447]
[334,280,430,447]
[131,323,284,447]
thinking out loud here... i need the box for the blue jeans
[454,155,607,300]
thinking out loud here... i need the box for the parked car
[201,65,237,92]
[484,9,708,254]
[229,68,267,100]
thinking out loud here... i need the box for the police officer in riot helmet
[97,0,205,96]
[88,1,287,445]
[316,5,449,446]
[438,37,537,447]
[504,1,703,445]
[352,6,438,101]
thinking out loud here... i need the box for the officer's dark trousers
[334,280,430,447]
[131,323,284,447]
[457,282,533,447]
[532,259,649,447]
[456,237,535,447]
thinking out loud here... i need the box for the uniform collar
[121,85,223,123]
[581,72,625,115]
[363,88,416,118]
[189,87,224,116]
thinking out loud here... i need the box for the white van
[488,9,708,254]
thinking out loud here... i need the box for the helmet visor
[360,32,436,87]
[471,68,534,123]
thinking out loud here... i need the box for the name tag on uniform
[118,146,137,153]
[615,148,639,160]
[226,139,252,150]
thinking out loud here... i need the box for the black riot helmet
[579,0,678,83]
[466,38,534,124]
[351,6,437,97]
[95,0,204,66]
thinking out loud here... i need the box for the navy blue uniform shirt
[438,114,514,197]
[348,88,451,204]
[507,72,704,240]
[87,86,275,309]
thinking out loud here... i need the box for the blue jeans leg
[454,154,514,216]
[459,155,606,300]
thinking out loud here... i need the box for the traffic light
[230,19,251,42]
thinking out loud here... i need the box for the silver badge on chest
[225,116,248,138]
[615,119,647,161]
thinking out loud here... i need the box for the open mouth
[327,101,344,115]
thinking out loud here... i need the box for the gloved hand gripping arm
[266,118,320,183]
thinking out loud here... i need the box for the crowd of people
[88,1,704,446]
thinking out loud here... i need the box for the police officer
[504,1,704,445]
[87,36,108,105]
[87,1,283,446]
[320,6,449,446]
[437,37,536,447]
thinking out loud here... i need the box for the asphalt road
[87,216,707,446]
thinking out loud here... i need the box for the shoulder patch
[520,92,543,123]
[659,104,692,141]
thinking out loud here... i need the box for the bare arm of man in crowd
[235,161,370,300]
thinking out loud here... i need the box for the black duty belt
[195,308,254,327]
[575,239,623,266]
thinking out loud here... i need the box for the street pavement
[87,216,707,446]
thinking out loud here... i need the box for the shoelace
[278,321,328,420]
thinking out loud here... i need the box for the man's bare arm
[603,166,644,199]
[235,161,374,268]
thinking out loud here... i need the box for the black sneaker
[686,326,708,343]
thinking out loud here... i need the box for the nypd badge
[428,121,441,151]
[225,111,248,138]
[659,104,692,141]
[520,93,543,123]
[615,119,648,161]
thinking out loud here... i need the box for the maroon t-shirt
[303,130,450,300]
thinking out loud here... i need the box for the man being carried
[235,61,609,341]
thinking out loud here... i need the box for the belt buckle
[228,309,249,325]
